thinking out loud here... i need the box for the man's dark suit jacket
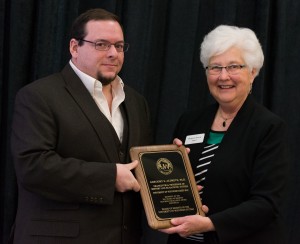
[10,64,153,244]
[169,96,289,244]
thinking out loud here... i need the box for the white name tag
[185,134,205,145]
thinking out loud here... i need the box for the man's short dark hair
[70,8,123,45]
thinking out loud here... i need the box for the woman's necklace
[219,110,236,127]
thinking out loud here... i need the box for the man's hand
[115,160,140,192]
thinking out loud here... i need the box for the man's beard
[97,72,117,86]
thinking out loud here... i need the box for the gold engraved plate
[130,144,205,229]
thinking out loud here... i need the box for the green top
[207,130,225,144]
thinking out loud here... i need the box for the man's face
[70,20,125,85]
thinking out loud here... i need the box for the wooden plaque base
[130,144,205,229]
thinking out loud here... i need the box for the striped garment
[186,131,224,242]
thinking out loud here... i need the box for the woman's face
[206,47,256,108]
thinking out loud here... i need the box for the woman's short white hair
[200,25,264,76]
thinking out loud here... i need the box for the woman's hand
[159,215,215,237]
[173,138,190,154]
[197,185,209,214]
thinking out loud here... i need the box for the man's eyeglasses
[79,39,129,52]
[205,64,246,75]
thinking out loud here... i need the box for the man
[10,8,152,244]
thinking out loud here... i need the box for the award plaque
[130,144,205,229]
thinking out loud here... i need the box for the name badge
[185,134,205,145]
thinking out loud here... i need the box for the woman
[161,25,289,244]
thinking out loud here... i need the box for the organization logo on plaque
[156,158,173,175]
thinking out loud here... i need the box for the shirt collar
[69,60,124,96]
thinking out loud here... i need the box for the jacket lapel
[60,64,120,163]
